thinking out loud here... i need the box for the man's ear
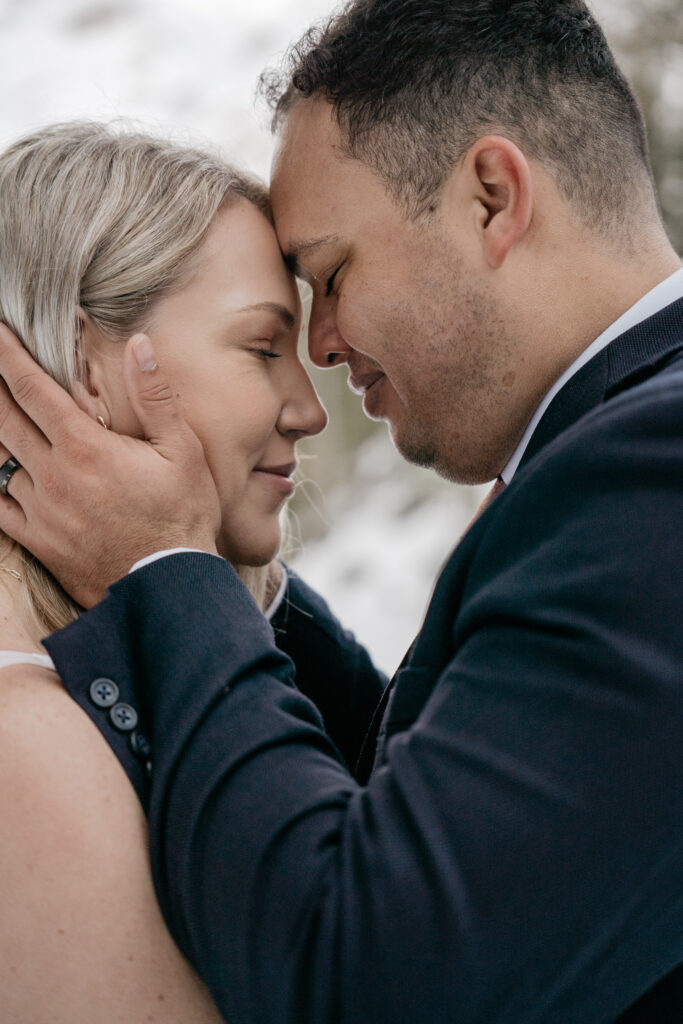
[461,136,533,269]
[72,307,113,428]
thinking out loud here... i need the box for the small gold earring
[0,565,22,581]
[96,415,109,430]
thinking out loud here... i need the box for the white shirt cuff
[129,549,287,620]
[130,548,218,573]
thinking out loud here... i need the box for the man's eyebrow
[285,235,339,273]
[234,301,296,331]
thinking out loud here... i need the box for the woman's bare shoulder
[0,661,129,814]
[0,663,223,1024]
[0,657,113,754]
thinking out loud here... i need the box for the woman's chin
[234,551,276,569]
[218,526,281,567]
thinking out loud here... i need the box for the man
[0,1,680,1021]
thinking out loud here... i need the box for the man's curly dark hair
[261,0,654,232]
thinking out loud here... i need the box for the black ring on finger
[0,456,21,497]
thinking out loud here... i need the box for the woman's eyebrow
[234,301,296,331]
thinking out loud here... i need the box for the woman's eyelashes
[253,344,283,361]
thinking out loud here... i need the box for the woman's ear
[72,307,112,428]
[463,136,534,269]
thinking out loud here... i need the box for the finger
[0,323,93,443]
[0,462,34,505]
[0,376,51,476]
[122,334,198,455]
[0,492,28,546]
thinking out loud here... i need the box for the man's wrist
[129,550,288,620]
[130,548,222,574]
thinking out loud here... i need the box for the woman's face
[87,202,327,565]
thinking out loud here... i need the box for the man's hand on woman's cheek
[0,324,221,608]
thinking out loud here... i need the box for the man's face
[271,100,521,484]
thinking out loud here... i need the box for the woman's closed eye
[253,345,283,361]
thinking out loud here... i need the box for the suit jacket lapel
[368,297,683,774]
[359,523,482,778]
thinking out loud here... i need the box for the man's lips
[348,370,385,395]
[348,366,387,418]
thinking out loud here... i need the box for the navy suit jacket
[46,299,683,1024]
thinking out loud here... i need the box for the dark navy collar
[519,296,683,472]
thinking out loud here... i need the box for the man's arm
[1,325,681,1023]
[44,370,683,1024]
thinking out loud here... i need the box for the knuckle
[142,379,174,405]
[10,371,42,407]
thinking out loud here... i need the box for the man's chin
[391,427,439,474]
[391,426,486,485]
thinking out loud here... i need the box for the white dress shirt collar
[501,266,683,484]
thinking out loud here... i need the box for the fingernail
[133,334,157,373]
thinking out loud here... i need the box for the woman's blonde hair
[0,121,273,631]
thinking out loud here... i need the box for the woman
[0,121,327,1021]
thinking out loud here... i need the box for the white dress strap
[0,650,56,670]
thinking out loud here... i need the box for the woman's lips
[251,462,297,496]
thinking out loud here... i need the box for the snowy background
[1,0,680,672]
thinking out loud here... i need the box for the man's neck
[501,258,683,483]
[506,230,681,435]
[564,247,682,359]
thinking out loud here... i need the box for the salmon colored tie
[464,476,507,535]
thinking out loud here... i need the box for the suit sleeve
[44,373,683,1024]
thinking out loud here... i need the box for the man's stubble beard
[386,256,518,486]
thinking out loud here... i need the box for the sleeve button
[89,678,120,708]
[109,702,139,732]
[129,730,152,760]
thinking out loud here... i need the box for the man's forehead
[271,128,344,261]
[271,98,344,190]
[270,102,363,263]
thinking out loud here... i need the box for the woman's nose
[278,360,328,439]
[307,295,353,369]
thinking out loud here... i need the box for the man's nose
[307,297,353,368]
